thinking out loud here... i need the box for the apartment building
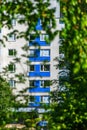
[0,0,64,112]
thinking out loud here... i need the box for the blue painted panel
[36,96,40,102]
[29,80,50,93]
[29,95,50,107]
[29,37,50,46]
[29,65,50,77]
[29,87,50,93]
[29,96,41,107]
[29,72,50,77]
[35,19,42,30]
[29,57,50,62]
[40,72,50,77]
[36,24,42,30]
[35,80,39,87]
[29,49,50,61]
[29,49,51,62]
[29,19,50,46]
[36,64,40,71]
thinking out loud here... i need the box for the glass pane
[30,80,35,88]
[41,65,43,71]
[30,65,34,71]
[44,65,50,71]
[40,50,50,57]
[9,50,14,55]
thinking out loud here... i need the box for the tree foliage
[47,0,87,130]
[0,76,15,126]
[0,0,58,43]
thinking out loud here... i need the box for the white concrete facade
[0,0,64,106]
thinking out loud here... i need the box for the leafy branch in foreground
[47,0,87,130]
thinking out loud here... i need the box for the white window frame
[8,34,16,42]
[59,53,64,59]
[40,64,50,72]
[41,96,49,103]
[12,19,16,26]
[39,19,42,25]
[8,63,16,72]
[29,50,35,57]
[40,19,52,27]
[9,79,16,87]
[8,49,16,56]
[40,34,48,41]
[40,80,50,88]
[40,49,50,57]
[29,80,35,88]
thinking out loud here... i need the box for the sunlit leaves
[48,1,87,130]
[0,0,58,43]
[0,77,14,125]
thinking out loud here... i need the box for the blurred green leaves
[48,0,87,130]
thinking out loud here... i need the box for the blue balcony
[29,37,50,46]
[29,96,41,107]
[29,95,50,107]
[29,80,50,93]
[29,18,50,46]
[28,64,50,77]
[29,49,50,62]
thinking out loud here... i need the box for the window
[41,65,50,71]
[41,96,49,103]
[8,49,16,56]
[40,19,52,27]
[59,53,64,59]
[29,50,35,57]
[40,50,50,57]
[40,34,48,41]
[30,34,35,41]
[8,34,16,41]
[30,65,35,71]
[8,63,15,72]
[29,80,35,88]
[29,50,38,57]
[40,80,50,87]
[9,80,16,87]
[12,19,16,26]
[29,96,35,102]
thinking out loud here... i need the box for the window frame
[8,49,16,56]
[40,64,50,72]
[11,19,16,26]
[29,96,35,103]
[8,34,16,42]
[9,79,16,87]
[40,34,48,41]
[29,80,35,88]
[40,80,50,88]
[29,50,35,57]
[8,63,16,72]
[41,96,49,103]
[30,65,35,71]
[30,34,36,42]
[40,49,50,57]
